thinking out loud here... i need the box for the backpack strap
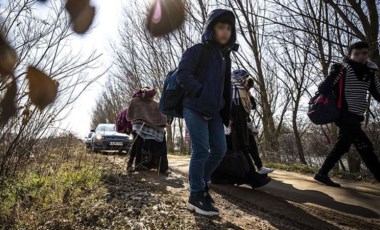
[337,67,346,110]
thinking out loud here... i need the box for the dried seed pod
[146,0,185,37]
[26,66,59,111]
[0,76,17,124]
[65,0,95,34]
[21,105,31,125]
[0,33,17,75]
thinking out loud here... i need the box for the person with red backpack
[314,41,380,187]
[176,9,238,216]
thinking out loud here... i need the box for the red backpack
[116,109,132,134]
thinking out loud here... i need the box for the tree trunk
[292,108,307,165]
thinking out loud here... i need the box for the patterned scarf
[231,77,253,113]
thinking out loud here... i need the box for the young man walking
[315,41,380,187]
[176,9,238,216]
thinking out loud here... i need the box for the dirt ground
[108,154,380,230]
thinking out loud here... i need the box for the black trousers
[142,136,169,172]
[128,134,169,172]
[128,134,143,166]
[319,119,380,182]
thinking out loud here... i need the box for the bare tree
[0,0,100,179]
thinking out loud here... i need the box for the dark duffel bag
[211,150,251,184]
[308,68,345,125]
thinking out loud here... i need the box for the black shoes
[204,184,215,204]
[187,192,219,216]
[251,173,271,189]
[314,173,341,187]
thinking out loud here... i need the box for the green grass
[265,162,318,174]
[0,158,103,229]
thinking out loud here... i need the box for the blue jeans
[183,107,227,196]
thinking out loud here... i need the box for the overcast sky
[60,0,124,138]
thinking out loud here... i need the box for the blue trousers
[183,108,227,195]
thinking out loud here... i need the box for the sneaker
[251,173,271,189]
[187,192,219,216]
[257,166,274,174]
[204,184,215,204]
[314,173,341,187]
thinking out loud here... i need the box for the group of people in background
[122,8,380,217]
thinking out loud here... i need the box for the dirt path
[109,154,380,230]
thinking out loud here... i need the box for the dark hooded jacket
[176,9,238,126]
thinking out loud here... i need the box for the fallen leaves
[26,66,59,111]
[146,0,185,37]
[65,0,95,34]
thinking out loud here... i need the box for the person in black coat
[229,69,274,175]
[212,69,272,188]
[176,9,238,216]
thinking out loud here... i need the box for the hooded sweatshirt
[176,9,238,126]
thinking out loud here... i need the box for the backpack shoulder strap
[340,66,346,77]
[337,67,346,109]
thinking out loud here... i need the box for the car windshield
[97,125,115,132]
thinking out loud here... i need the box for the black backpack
[308,67,346,125]
[211,150,251,184]
[159,43,211,118]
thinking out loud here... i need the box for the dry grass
[0,147,227,229]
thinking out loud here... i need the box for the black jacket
[176,9,238,126]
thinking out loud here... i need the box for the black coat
[176,9,238,126]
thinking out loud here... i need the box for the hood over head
[201,9,237,49]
